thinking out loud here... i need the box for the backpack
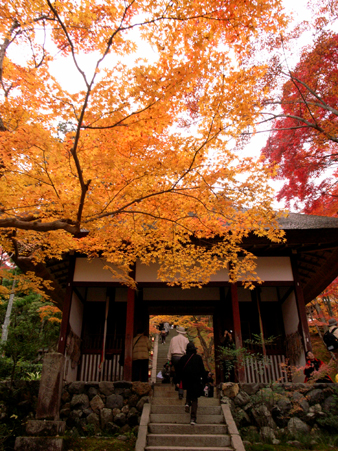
[323,327,338,351]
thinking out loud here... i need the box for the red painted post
[291,255,312,352]
[124,288,135,381]
[58,256,76,354]
[230,283,245,382]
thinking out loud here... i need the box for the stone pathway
[138,383,236,451]
[136,329,245,451]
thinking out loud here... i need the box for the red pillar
[58,256,76,354]
[291,255,312,352]
[124,288,135,381]
[231,283,245,382]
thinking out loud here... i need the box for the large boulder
[114,381,133,389]
[252,404,276,429]
[234,391,250,407]
[132,382,152,396]
[99,382,115,397]
[287,417,310,436]
[136,396,149,412]
[222,383,239,398]
[260,426,276,441]
[70,394,89,410]
[276,397,292,415]
[100,408,113,430]
[239,383,262,395]
[90,395,104,413]
[106,394,124,410]
[299,399,310,414]
[88,386,99,400]
[128,394,139,407]
[306,389,324,405]
[87,412,100,432]
[68,382,86,394]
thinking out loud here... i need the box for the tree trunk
[1,279,16,344]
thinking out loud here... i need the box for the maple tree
[0,0,288,291]
[150,314,214,370]
[261,30,338,214]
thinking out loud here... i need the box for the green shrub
[317,414,338,434]
[0,358,42,381]
[246,445,274,451]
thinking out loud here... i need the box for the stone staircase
[155,329,173,383]
[144,384,233,451]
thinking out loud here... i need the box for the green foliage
[317,414,338,434]
[218,334,279,380]
[246,445,274,451]
[63,436,137,451]
[0,288,61,381]
[0,358,42,381]
[24,371,41,381]
[0,381,39,451]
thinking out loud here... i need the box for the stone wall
[220,382,338,443]
[60,381,151,437]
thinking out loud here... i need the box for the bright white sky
[7,0,320,212]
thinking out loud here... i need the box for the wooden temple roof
[13,212,338,309]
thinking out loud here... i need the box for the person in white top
[167,326,189,399]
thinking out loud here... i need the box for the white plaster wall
[66,292,83,382]
[241,257,293,281]
[143,286,220,301]
[136,261,229,282]
[282,291,305,382]
[282,291,298,336]
[73,258,124,282]
[74,256,293,283]
[69,292,83,337]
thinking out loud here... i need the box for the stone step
[146,447,232,451]
[154,383,176,391]
[151,406,222,415]
[150,414,225,424]
[148,423,228,435]
[147,434,231,448]
[153,393,186,400]
[152,398,219,406]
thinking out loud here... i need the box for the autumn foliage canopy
[0,0,287,288]
[262,31,338,215]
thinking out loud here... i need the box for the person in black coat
[176,342,207,425]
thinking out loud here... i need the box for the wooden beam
[230,284,245,383]
[58,255,76,354]
[291,255,312,353]
[124,288,135,381]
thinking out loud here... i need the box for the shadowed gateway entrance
[144,287,288,385]
[48,212,338,384]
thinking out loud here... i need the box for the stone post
[15,353,66,451]
[36,353,65,420]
